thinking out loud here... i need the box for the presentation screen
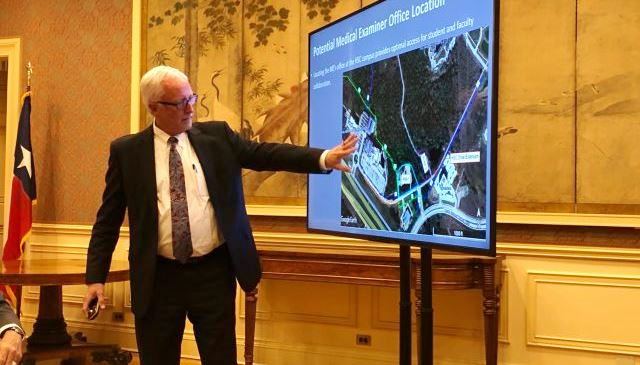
[307,0,498,254]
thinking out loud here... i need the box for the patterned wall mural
[0,0,637,223]
[143,0,640,215]
[143,0,362,208]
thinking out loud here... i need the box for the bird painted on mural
[243,78,309,195]
[210,69,223,101]
[253,78,308,145]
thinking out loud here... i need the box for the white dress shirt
[153,124,221,259]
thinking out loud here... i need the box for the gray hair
[139,66,189,111]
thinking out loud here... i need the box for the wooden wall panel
[576,0,640,209]
[527,271,640,354]
[497,0,576,210]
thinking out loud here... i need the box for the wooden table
[244,250,503,365]
[0,259,131,364]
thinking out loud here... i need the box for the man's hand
[83,283,107,314]
[0,329,23,365]
[325,133,358,172]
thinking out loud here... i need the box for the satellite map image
[340,26,490,239]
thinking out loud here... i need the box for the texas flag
[2,92,36,307]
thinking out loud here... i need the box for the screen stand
[399,245,434,365]
[399,244,412,365]
[420,247,434,365]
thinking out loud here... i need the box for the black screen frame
[306,0,499,257]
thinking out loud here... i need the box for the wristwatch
[0,325,25,339]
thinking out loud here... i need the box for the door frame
[0,37,22,245]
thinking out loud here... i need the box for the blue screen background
[308,0,496,252]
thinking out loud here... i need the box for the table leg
[482,264,499,365]
[28,285,72,346]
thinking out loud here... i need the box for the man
[0,293,25,365]
[83,65,356,365]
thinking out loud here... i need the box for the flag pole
[13,61,33,317]
[26,62,32,92]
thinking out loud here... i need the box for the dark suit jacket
[86,121,325,317]
[0,293,21,331]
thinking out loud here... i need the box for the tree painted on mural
[243,57,283,116]
[302,0,339,22]
[146,0,345,198]
[147,0,295,120]
[148,0,340,91]
[148,0,240,88]
[149,0,296,67]
[245,0,290,47]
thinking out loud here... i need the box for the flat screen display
[308,0,498,255]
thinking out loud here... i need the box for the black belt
[157,243,227,265]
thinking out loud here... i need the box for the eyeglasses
[156,94,198,109]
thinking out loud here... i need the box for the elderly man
[83,65,356,365]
